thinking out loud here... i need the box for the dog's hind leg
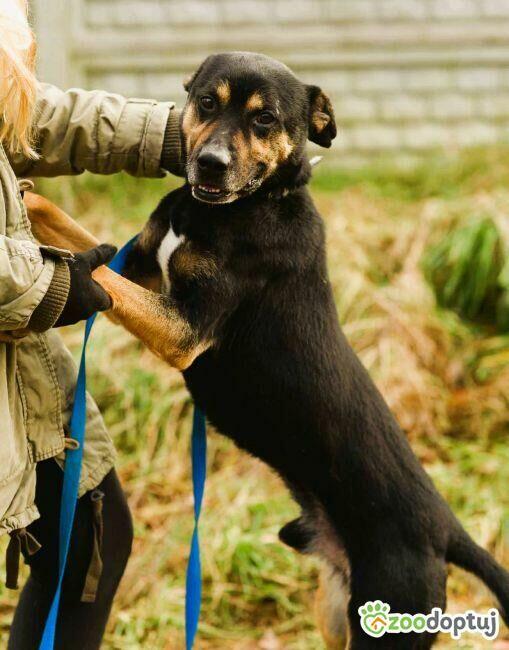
[316,563,350,649]
[346,554,445,650]
[279,514,351,648]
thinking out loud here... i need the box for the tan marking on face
[249,130,294,175]
[250,135,277,174]
[232,130,250,169]
[246,92,264,112]
[182,103,217,155]
[274,131,294,161]
[181,103,197,151]
[216,80,231,105]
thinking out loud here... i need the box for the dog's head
[182,52,337,204]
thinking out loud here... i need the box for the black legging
[8,459,133,650]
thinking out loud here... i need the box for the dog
[26,52,509,648]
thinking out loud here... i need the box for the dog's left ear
[307,85,337,148]
[183,69,199,93]
[183,56,211,93]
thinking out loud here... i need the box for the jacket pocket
[13,333,64,461]
[0,357,28,487]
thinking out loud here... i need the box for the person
[0,1,184,647]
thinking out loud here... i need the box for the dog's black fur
[124,53,509,648]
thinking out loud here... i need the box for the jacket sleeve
[8,83,178,178]
[0,236,69,331]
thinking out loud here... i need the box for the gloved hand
[55,244,117,327]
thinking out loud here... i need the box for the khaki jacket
[0,83,178,534]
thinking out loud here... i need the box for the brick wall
[33,0,509,163]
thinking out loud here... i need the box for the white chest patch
[157,226,185,291]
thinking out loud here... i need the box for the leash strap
[38,309,96,650]
[39,237,135,649]
[38,235,206,650]
[185,406,207,649]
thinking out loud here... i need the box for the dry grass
[0,148,508,649]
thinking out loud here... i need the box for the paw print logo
[358,600,390,637]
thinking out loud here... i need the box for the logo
[358,601,499,641]
[359,601,390,637]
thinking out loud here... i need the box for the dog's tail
[447,524,509,625]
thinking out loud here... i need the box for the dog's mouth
[192,184,229,203]
[191,177,264,205]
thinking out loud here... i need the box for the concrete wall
[33,0,509,162]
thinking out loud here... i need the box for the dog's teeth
[198,185,221,194]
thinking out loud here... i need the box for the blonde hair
[0,0,38,157]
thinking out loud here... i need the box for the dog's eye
[254,111,276,127]
[199,95,215,111]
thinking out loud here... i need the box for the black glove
[55,244,117,327]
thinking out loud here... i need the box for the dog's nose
[197,148,230,173]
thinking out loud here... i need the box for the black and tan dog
[26,53,509,648]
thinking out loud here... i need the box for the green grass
[1,148,509,649]
[422,215,507,327]
[311,146,509,201]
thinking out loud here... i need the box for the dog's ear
[183,57,211,93]
[183,70,198,93]
[307,85,337,148]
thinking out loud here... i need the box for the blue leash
[186,406,207,649]
[39,237,206,650]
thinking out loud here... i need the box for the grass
[1,147,509,649]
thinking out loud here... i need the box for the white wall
[33,0,509,162]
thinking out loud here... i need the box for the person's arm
[8,83,183,178]
[0,235,69,333]
[0,233,116,336]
